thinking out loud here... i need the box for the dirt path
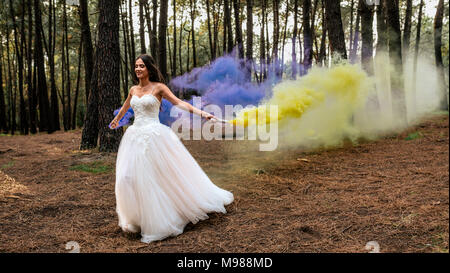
[0,114,448,253]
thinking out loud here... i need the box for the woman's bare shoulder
[129,85,138,95]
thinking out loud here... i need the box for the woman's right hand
[109,118,119,129]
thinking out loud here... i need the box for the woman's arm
[109,87,134,129]
[159,84,215,120]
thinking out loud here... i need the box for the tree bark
[158,0,169,81]
[151,0,158,61]
[206,0,213,60]
[233,0,244,59]
[120,2,130,97]
[63,0,72,130]
[27,0,37,134]
[6,26,15,134]
[434,0,447,110]
[172,0,177,75]
[376,1,388,54]
[48,0,60,131]
[403,0,413,58]
[128,0,136,65]
[292,0,298,78]
[412,0,424,97]
[384,0,407,123]
[318,0,327,66]
[97,0,123,152]
[80,48,99,150]
[34,0,53,133]
[80,0,94,105]
[303,0,313,73]
[0,35,6,133]
[224,0,233,53]
[189,0,197,66]
[143,1,153,57]
[246,0,254,80]
[324,0,347,59]
[72,38,83,129]
[349,0,354,54]
[359,0,374,75]
[139,0,146,54]
[260,0,267,80]
[10,0,29,134]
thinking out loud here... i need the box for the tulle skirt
[115,121,234,243]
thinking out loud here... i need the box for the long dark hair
[132,54,165,84]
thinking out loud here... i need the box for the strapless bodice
[130,94,161,127]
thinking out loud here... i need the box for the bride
[109,54,234,243]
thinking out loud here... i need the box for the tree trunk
[224,0,233,53]
[189,0,197,67]
[158,0,169,81]
[172,0,177,75]
[151,0,158,61]
[48,0,60,131]
[246,0,254,80]
[34,0,53,133]
[324,0,347,59]
[97,0,123,152]
[350,7,360,63]
[260,0,267,80]
[187,28,191,72]
[213,1,222,59]
[292,0,298,78]
[412,0,424,99]
[303,0,313,73]
[120,2,130,97]
[10,0,29,134]
[359,0,374,75]
[27,0,37,134]
[61,23,67,131]
[402,0,412,58]
[206,0,213,61]
[179,21,186,75]
[0,36,6,133]
[318,0,327,66]
[63,0,72,130]
[80,48,99,150]
[80,0,94,105]
[281,1,289,77]
[6,27,15,135]
[233,0,244,59]
[72,38,83,129]
[139,0,147,54]
[144,1,153,57]
[128,0,136,65]
[376,1,388,54]
[349,0,354,54]
[384,0,407,123]
[434,0,447,110]
[272,0,280,76]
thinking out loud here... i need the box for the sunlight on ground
[0,170,31,198]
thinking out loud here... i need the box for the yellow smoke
[231,65,371,144]
[224,52,445,151]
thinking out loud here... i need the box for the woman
[110,54,234,243]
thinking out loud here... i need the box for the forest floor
[0,113,448,253]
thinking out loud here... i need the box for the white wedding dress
[115,93,234,243]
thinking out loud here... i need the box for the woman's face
[135,58,149,80]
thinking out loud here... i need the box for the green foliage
[69,161,113,174]
[405,131,423,140]
[1,161,14,169]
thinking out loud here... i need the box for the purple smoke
[112,48,292,127]
[109,107,134,129]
